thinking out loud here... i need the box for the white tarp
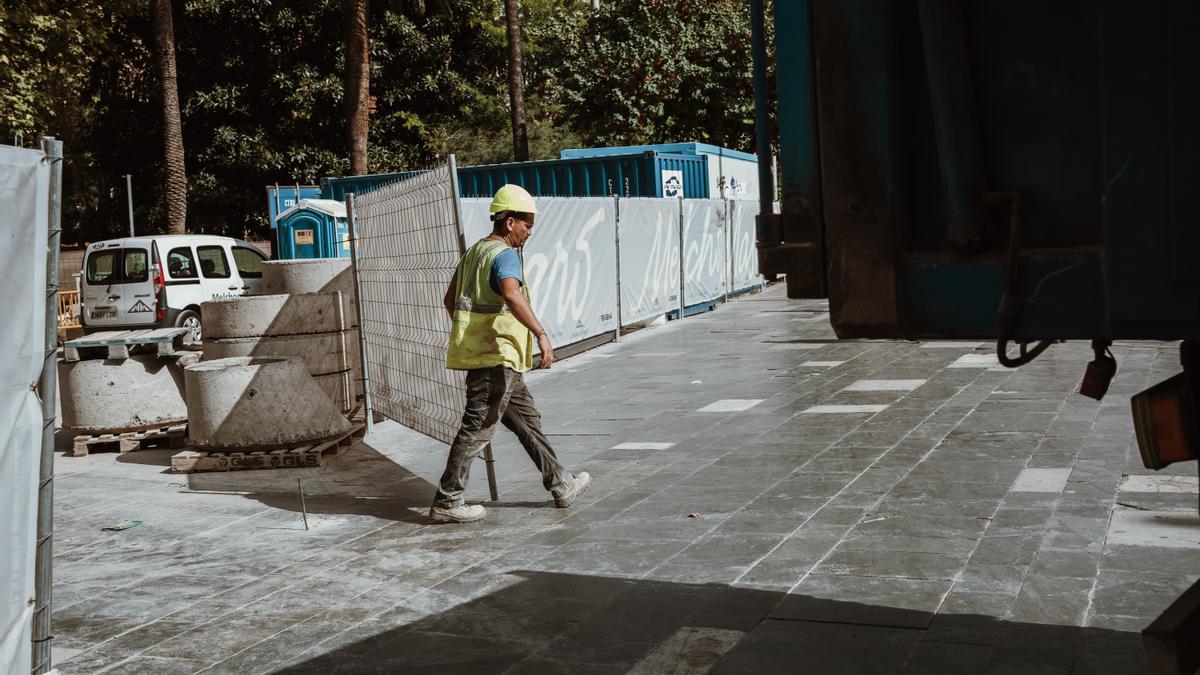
[0,145,49,675]
[459,197,618,349]
[617,199,682,324]
[730,200,766,293]
[682,199,728,306]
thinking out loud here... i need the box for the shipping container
[458,151,708,199]
[320,151,709,203]
[266,185,321,227]
[561,142,759,200]
[274,199,350,260]
[321,171,422,203]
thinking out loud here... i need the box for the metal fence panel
[682,199,729,306]
[352,165,465,444]
[617,199,683,324]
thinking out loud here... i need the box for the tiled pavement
[50,285,1199,674]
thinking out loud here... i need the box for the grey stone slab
[900,640,994,674]
[775,574,951,629]
[815,548,969,581]
[712,618,922,674]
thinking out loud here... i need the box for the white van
[80,234,268,341]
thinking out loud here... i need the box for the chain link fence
[350,163,465,445]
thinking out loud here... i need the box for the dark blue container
[320,151,709,202]
[764,1,1200,342]
[457,151,708,199]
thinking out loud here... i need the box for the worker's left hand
[537,332,554,368]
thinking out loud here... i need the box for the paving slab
[47,284,1200,674]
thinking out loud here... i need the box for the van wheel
[175,309,202,344]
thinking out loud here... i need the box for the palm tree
[504,0,529,161]
[344,0,369,175]
[152,0,187,233]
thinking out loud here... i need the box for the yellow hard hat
[489,184,538,215]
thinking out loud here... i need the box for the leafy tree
[536,0,766,152]
[152,0,187,233]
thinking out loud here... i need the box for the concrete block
[202,293,344,339]
[262,258,353,296]
[202,332,349,376]
[262,259,358,327]
[58,354,189,433]
[314,370,353,413]
[185,356,352,449]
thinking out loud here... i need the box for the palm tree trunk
[344,0,369,175]
[504,0,529,162]
[152,0,187,234]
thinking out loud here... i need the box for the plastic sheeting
[682,199,729,306]
[617,199,682,324]
[0,145,49,675]
[460,198,619,348]
[730,200,767,293]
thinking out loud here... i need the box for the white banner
[682,199,728,306]
[730,200,766,293]
[617,199,683,324]
[459,198,617,350]
[0,145,49,675]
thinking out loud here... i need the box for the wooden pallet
[73,423,188,457]
[64,327,190,362]
[170,423,365,474]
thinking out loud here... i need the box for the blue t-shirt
[488,247,523,294]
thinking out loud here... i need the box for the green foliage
[536,0,764,152]
[2,0,771,242]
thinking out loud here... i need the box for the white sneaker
[553,472,591,508]
[429,503,487,523]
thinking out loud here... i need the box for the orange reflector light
[1132,373,1200,470]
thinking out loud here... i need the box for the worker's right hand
[537,332,554,369]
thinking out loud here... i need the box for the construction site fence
[349,169,776,443]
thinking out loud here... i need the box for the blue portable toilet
[275,199,351,260]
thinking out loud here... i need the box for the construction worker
[430,184,591,523]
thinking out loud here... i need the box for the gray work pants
[434,365,572,508]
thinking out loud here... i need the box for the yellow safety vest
[446,238,533,372]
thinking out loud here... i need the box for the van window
[123,248,149,283]
[166,247,198,279]
[197,246,231,278]
[232,247,265,278]
[86,250,119,284]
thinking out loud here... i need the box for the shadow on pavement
[278,570,1146,674]
[180,440,439,525]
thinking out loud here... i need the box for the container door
[231,245,266,295]
[116,245,157,326]
[196,244,237,301]
[81,245,123,329]
[283,213,320,259]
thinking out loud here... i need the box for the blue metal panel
[560,142,758,164]
[266,186,320,228]
[321,171,422,202]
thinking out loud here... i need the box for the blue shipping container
[320,151,709,203]
[266,185,321,228]
[457,151,708,199]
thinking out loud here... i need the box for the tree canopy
[1,0,771,243]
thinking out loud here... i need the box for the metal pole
[724,199,731,303]
[678,195,686,320]
[125,174,135,237]
[344,192,374,433]
[750,0,775,210]
[445,155,498,502]
[613,196,621,342]
[33,135,63,675]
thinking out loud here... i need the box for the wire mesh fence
[351,163,465,445]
